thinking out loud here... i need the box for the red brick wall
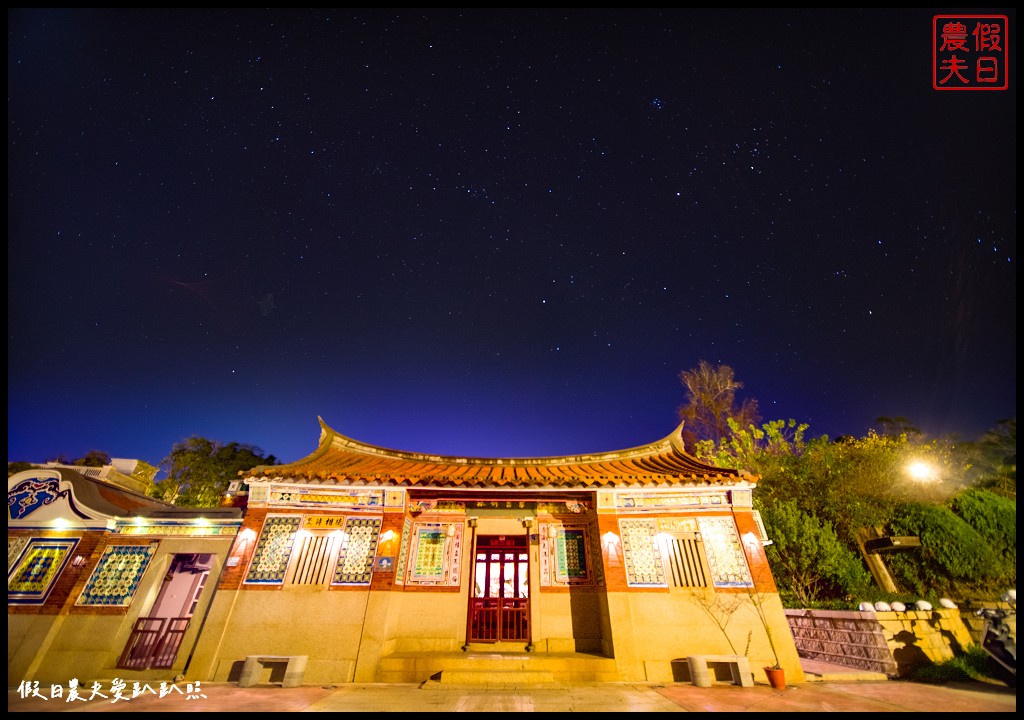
[6,529,153,616]
[217,507,273,591]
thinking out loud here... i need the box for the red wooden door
[467,535,530,643]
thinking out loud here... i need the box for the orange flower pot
[765,666,786,689]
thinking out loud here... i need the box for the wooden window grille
[661,534,711,588]
[285,533,343,586]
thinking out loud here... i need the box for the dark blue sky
[8,8,1016,470]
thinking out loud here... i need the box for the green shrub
[762,500,873,605]
[886,502,1004,597]
[948,489,1016,571]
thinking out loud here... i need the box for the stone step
[377,651,619,685]
[428,668,556,686]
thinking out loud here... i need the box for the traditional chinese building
[7,466,243,687]
[188,417,805,685]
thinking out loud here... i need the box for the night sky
[8,8,1016,471]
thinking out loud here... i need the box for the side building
[8,466,243,686]
[188,417,805,685]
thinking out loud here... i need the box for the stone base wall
[785,607,977,677]
[785,609,897,675]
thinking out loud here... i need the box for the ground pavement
[8,659,1016,713]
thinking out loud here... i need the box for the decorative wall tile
[656,517,699,533]
[333,517,382,584]
[115,522,236,536]
[615,491,728,511]
[8,536,30,570]
[248,484,270,504]
[411,526,445,580]
[539,522,596,586]
[731,489,753,507]
[245,515,301,584]
[555,528,588,581]
[8,538,79,604]
[405,522,462,586]
[698,516,752,587]
[268,487,383,508]
[77,543,157,606]
[394,518,412,586]
[619,518,667,587]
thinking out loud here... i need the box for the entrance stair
[377,648,619,685]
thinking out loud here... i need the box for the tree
[872,416,922,438]
[695,416,994,602]
[73,450,112,467]
[692,418,809,484]
[761,500,872,606]
[700,421,967,549]
[677,360,760,447]
[691,591,748,655]
[786,431,967,546]
[963,418,1016,500]
[676,367,1012,603]
[151,436,276,508]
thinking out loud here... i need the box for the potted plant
[747,583,786,688]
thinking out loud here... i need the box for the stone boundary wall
[785,607,977,677]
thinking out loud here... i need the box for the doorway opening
[117,553,212,670]
[467,535,530,643]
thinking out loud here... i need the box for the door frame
[466,534,531,644]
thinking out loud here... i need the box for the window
[661,532,711,588]
[285,531,345,586]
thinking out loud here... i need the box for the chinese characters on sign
[933,15,1008,90]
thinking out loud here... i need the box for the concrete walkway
[8,672,1016,713]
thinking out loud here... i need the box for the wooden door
[467,535,530,643]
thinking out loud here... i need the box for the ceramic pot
[764,666,786,689]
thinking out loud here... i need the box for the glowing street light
[906,460,938,483]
